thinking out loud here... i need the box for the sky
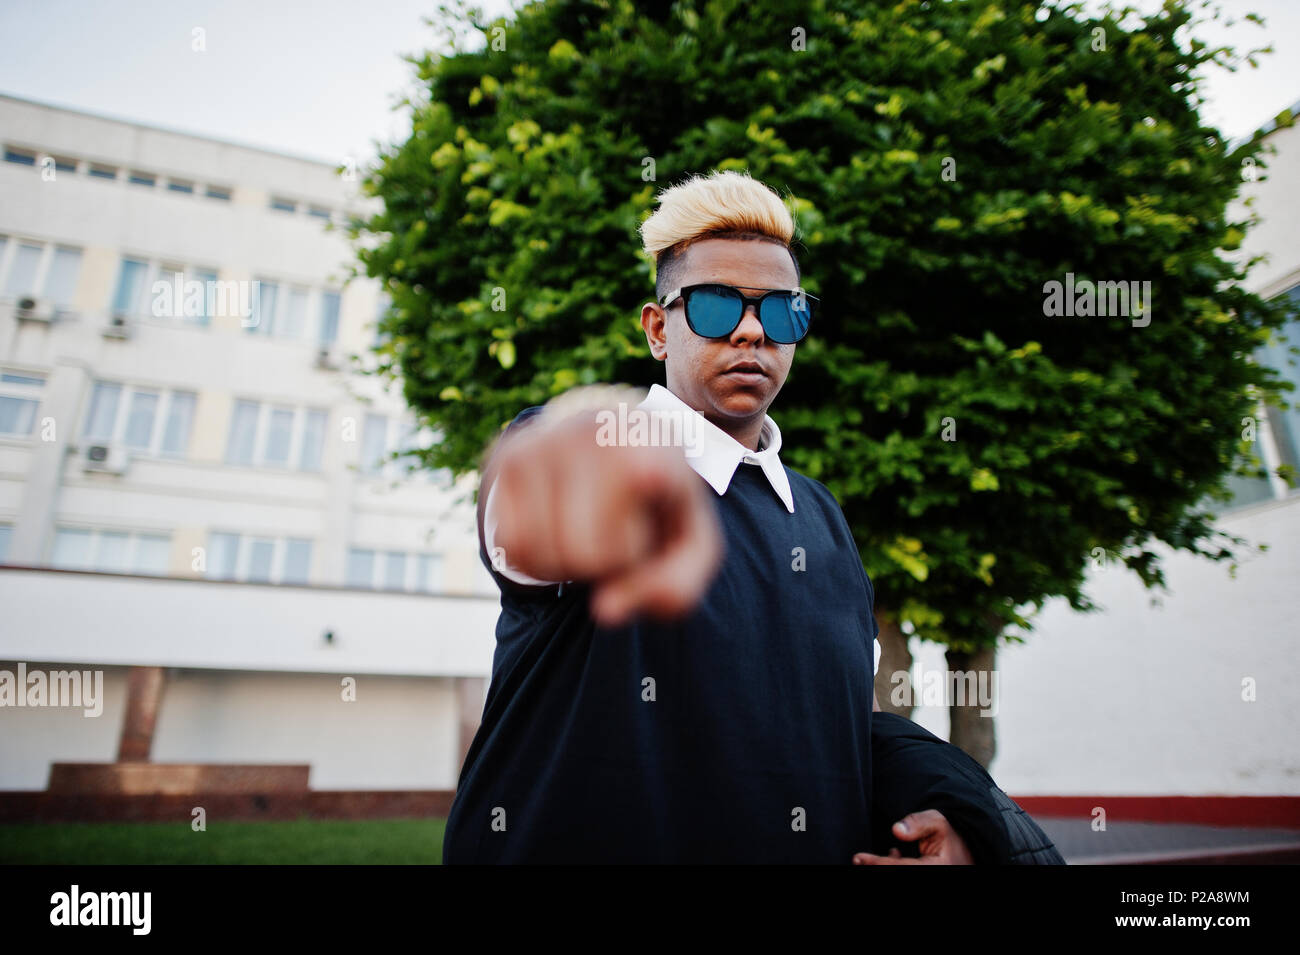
[0,0,1296,165]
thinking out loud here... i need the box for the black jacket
[871,712,1066,864]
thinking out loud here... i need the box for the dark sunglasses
[659,283,817,344]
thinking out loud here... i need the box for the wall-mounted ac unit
[15,296,55,323]
[103,314,131,340]
[315,346,339,370]
[83,443,129,475]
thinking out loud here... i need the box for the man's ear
[641,302,668,362]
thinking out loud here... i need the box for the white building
[0,94,498,793]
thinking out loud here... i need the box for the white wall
[909,494,1300,795]
[0,663,466,790]
[0,568,500,676]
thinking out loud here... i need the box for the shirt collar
[638,383,795,513]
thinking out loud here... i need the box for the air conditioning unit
[103,313,132,340]
[315,346,338,370]
[15,296,55,323]
[83,443,129,475]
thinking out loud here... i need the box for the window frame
[82,380,197,459]
[224,399,329,471]
[49,526,172,576]
[206,531,313,584]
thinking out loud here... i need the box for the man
[443,170,1062,865]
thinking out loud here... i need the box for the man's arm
[478,394,723,625]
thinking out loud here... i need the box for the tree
[351,0,1297,767]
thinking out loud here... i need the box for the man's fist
[489,410,724,627]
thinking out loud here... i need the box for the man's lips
[722,362,767,377]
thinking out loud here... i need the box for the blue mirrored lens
[686,287,742,337]
[760,293,811,343]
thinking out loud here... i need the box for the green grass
[0,817,446,864]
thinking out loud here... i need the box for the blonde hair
[639,170,799,296]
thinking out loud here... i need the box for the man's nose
[731,305,765,343]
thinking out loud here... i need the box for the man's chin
[709,385,770,420]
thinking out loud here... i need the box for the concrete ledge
[47,763,311,795]
[0,790,456,822]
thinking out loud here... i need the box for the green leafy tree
[352,0,1297,766]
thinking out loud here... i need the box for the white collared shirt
[482,384,879,673]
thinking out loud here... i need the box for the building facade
[0,94,498,792]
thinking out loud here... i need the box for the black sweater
[443,406,1060,864]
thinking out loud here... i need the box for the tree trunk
[873,611,915,718]
[944,645,997,770]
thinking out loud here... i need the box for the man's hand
[852,809,975,865]
[490,410,723,627]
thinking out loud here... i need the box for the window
[50,528,92,568]
[205,185,231,201]
[224,400,329,470]
[248,282,334,341]
[357,414,446,484]
[123,390,159,449]
[50,528,172,575]
[111,257,149,316]
[361,413,389,475]
[308,206,332,221]
[318,291,341,345]
[373,291,392,346]
[1225,284,1300,511]
[49,156,77,173]
[0,370,43,436]
[161,392,196,456]
[208,532,239,579]
[83,382,121,441]
[127,171,156,187]
[0,241,82,308]
[44,247,82,308]
[136,535,170,574]
[247,538,275,582]
[0,524,12,564]
[263,407,294,466]
[347,546,442,592]
[283,538,312,584]
[205,532,314,584]
[282,287,308,338]
[166,180,195,194]
[2,372,44,386]
[299,409,326,471]
[225,399,259,465]
[82,381,196,457]
[152,263,219,325]
[3,243,42,297]
[88,164,118,180]
[346,548,375,588]
[4,147,36,166]
[270,197,296,213]
[181,268,218,326]
[250,281,278,335]
[382,551,407,590]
